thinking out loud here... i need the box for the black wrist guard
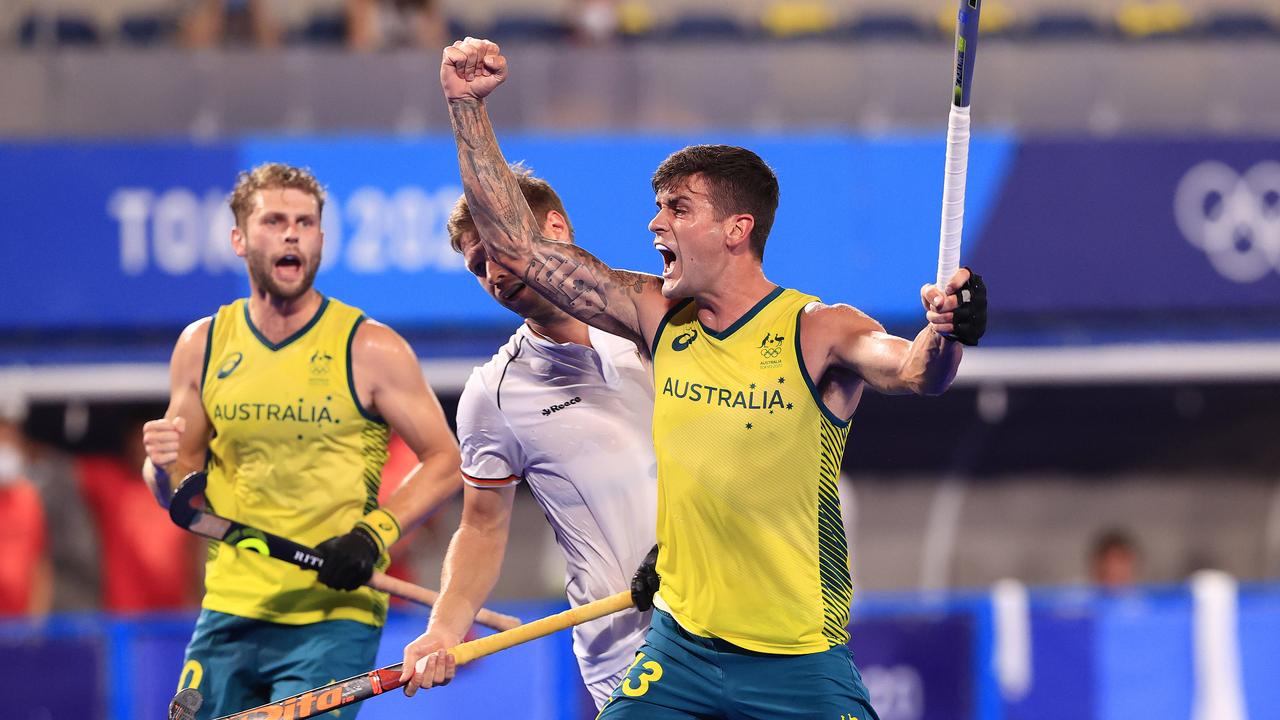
[315,526,381,591]
[630,544,661,611]
[951,269,987,346]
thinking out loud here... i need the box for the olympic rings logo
[1174,161,1280,283]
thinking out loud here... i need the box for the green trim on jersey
[345,315,384,423]
[699,285,784,340]
[360,423,390,515]
[200,315,216,393]
[650,298,695,358]
[817,415,853,646]
[243,296,331,351]
[794,307,850,428]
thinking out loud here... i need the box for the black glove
[315,526,380,591]
[950,269,987,346]
[630,544,660,611]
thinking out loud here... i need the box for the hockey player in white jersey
[399,165,658,708]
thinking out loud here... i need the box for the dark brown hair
[651,144,779,260]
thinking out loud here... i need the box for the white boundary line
[1,342,1278,401]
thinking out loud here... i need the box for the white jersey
[458,323,657,688]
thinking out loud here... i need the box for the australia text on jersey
[211,399,340,425]
[660,377,793,411]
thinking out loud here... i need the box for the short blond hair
[229,163,326,229]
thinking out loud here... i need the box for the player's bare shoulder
[350,319,417,372]
[800,302,886,347]
[797,301,898,383]
[171,316,212,370]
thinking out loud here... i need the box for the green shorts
[177,609,381,720]
[597,609,879,720]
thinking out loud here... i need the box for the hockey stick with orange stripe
[169,591,636,720]
[167,471,521,631]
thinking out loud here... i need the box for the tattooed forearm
[446,96,663,342]
[525,253,609,313]
[449,98,539,260]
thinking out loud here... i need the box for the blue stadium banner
[850,615,974,720]
[0,134,1013,331]
[970,139,1280,314]
[3,135,1276,335]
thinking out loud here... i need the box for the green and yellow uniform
[600,287,876,719]
[200,296,392,626]
[651,286,851,653]
[178,296,391,720]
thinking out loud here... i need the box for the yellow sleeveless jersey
[650,287,852,654]
[200,296,391,627]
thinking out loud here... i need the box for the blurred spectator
[76,414,200,612]
[346,0,445,51]
[1090,528,1140,589]
[181,0,281,48]
[23,407,101,612]
[575,0,619,44]
[0,397,52,617]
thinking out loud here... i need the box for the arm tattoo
[525,253,608,311]
[449,99,536,261]
[448,98,660,337]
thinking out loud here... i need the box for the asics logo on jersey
[542,396,582,416]
[671,329,699,352]
[216,352,244,379]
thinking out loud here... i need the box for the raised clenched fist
[441,37,507,102]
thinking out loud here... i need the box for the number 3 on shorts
[621,652,664,697]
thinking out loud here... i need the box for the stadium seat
[449,0,573,41]
[1203,11,1278,37]
[1153,0,1274,37]
[1191,0,1279,38]
[667,14,753,40]
[118,15,176,45]
[838,0,937,40]
[19,14,101,47]
[760,1,838,39]
[268,0,346,45]
[1115,0,1194,39]
[439,0,494,41]
[488,14,573,41]
[293,12,347,44]
[1004,0,1112,38]
[97,0,178,46]
[933,0,1017,38]
[638,0,759,40]
[616,0,657,38]
[1029,13,1108,37]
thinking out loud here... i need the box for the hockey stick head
[168,471,209,530]
[169,687,203,720]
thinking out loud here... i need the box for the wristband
[356,507,402,553]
